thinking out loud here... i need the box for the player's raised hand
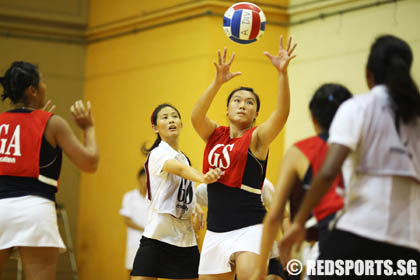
[214,47,242,85]
[70,100,94,130]
[264,35,297,73]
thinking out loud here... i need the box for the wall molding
[0,0,88,44]
[0,0,407,45]
[0,0,88,20]
[85,0,288,43]
[289,0,404,26]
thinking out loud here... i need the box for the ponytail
[141,135,162,155]
[367,35,420,123]
[385,55,420,123]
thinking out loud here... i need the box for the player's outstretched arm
[163,159,222,184]
[254,36,297,153]
[191,48,242,142]
[48,100,99,173]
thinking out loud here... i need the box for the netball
[223,2,266,44]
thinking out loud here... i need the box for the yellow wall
[285,0,420,147]
[79,1,288,279]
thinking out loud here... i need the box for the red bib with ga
[295,135,344,221]
[203,126,256,188]
[0,110,52,179]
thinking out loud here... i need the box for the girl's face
[153,106,182,140]
[227,90,258,126]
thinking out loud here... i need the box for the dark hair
[0,61,40,104]
[141,103,182,155]
[367,35,420,123]
[137,167,146,178]
[227,87,261,112]
[309,83,353,131]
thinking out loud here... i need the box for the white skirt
[199,224,277,275]
[0,195,66,253]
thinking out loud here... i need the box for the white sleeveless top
[143,141,197,247]
[329,85,420,251]
[353,85,420,181]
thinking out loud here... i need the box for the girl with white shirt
[279,35,420,278]
[120,168,149,273]
[131,103,221,280]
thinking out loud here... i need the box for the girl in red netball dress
[0,61,98,280]
[191,36,296,280]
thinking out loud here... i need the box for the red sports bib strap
[0,110,52,181]
[144,153,152,200]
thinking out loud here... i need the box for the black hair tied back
[367,35,420,123]
[309,83,353,131]
[0,61,40,104]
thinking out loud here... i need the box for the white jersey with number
[143,140,197,247]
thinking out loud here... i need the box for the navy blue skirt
[131,236,200,279]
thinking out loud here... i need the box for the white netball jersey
[329,85,420,251]
[143,141,197,247]
[348,85,420,181]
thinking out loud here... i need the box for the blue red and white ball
[223,2,266,44]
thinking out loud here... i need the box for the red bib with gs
[0,110,52,180]
[203,126,256,188]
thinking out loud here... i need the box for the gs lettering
[208,144,234,169]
